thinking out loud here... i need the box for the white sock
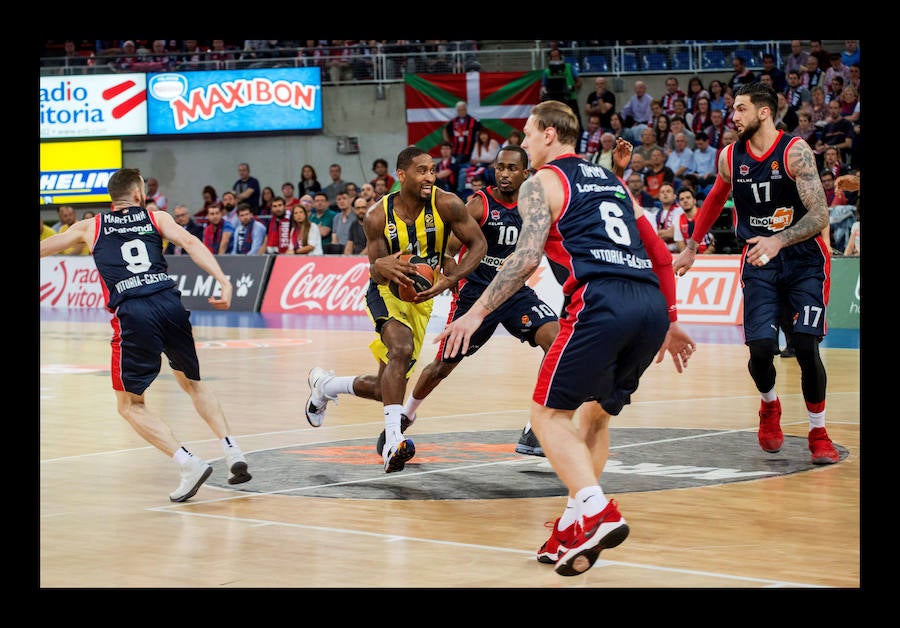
[559,497,577,530]
[173,446,192,465]
[222,436,240,451]
[385,404,404,442]
[575,486,608,518]
[403,395,422,421]
[524,421,533,432]
[761,387,778,403]
[808,411,826,430]
[322,375,356,397]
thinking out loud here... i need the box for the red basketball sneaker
[537,518,576,564]
[808,427,839,464]
[554,500,630,577]
[758,398,784,453]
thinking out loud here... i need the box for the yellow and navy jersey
[379,188,448,269]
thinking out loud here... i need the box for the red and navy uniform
[536,155,669,413]
[92,207,201,395]
[434,187,558,363]
[727,132,830,342]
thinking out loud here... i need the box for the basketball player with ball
[305,146,487,473]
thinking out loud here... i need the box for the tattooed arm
[434,169,556,358]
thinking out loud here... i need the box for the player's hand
[434,310,484,358]
[375,252,416,288]
[835,174,860,192]
[613,138,634,170]
[673,246,697,276]
[209,282,233,310]
[746,235,783,267]
[655,321,695,373]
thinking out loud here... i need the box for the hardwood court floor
[39,313,861,589]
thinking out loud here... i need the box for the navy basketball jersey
[728,131,818,256]
[459,187,522,291]
[542,155,659,296]
[92,207,177,311]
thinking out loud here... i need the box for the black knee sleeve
[792,334,827,403]
[747,338,779,393]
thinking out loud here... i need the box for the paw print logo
[235,274,254,297]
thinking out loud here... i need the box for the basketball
[389,254,436,302]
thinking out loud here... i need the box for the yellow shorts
[366,283,434,377]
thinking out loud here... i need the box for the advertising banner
[826,257,860,330]
[40,74,148,139]
[165,255,273,312]
[40,139,121,205]
[146,67,322,136]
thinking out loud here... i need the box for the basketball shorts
[365,281,434,376]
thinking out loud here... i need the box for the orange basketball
[389,254,436,302]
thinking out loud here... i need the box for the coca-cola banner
[261,255,370,315]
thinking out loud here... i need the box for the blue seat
[582,54,609,73]
[702,50,727,70]
[564,56,580,73]
[670,50,692,71]
[620,53,638,72]
[643,53,668,71]
[732,49,756,67]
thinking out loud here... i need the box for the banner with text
[165,255,272,312]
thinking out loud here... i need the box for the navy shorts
[741,244,829,343]
[432,284,558,364]
[534,279,668,413]
[109,288,200,395]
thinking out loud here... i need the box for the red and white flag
[405,70,542,156]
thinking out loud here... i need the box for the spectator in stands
[434,141,458,193]
[322,163,346,207]
[61,39,88,74]
[266,196,292,254]
[785,70,812,113]
[229,203,267,255]
[707,79,727,113]
[824,53,851,92]
[110,40,138,72]
[794,110,820,146]
[146,177,167,212]
[653,114,672,154]
[685,76,708,114]
[208,39,236,66]
[825,75,844,106]
[626,172,660,216]
[810,86,829,128]
[220,191,239,226]
[466,127,501,188]
[704,108,729,149]
[690,95,713,137]
[370,158,396,190]
[847,63,861,97]
[635,127,662,161]
[759,52,787,93]
[258,186,275,216]
[165,205,205,256]
[52,205,76,232]
[840,39,860,68]
[621,80,654,140]
[784,40,809,77]
[665,132,695,190]
[690,132,717,196]
[727,54,756,93]
[309,191,336,241]
[147,39,176,72]
[608,111,628,142]
[674,187,714,254]
[654,183,683,252]
[232,162,261,213]
[287,203,323,255]
[843,207,860,257]
[201,204,234,255]
[584,76,616,133]
[822,146,850,181]
[358,182,376,206]
[774,91,799,132]
[808,39,831,70]
[800,53,825,91]
[541,48,582,132]
[343,182,359,206]
[623,151,647,182]
[505,130,524,146]
[463,173,488,203]
[660,76,686,117]
[577,114,603,158]
[298,164,322,198]
[281,181,300,211]
[667,116,695,151]
[672,98,692,130]
[643,147,675,200]
[443,100,482,195]
[344,196,369,255]
[177,39,205,71]
[329,190,355,253]
[821,100,854,157]
[195,184,221,222]
[840,85,860,124]
[373,177,389,201]
[41,216,56,241]
[588,132,617,169]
